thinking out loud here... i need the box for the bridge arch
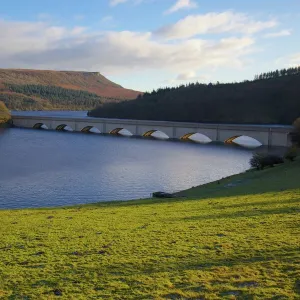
[143,130,169,140]
[110,128,133,137]
[33,123,48,130]
[224,135,262,148]
[56,124,73,132]
[81,126,101,134]
[181,132,212,144]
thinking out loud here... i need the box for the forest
[89,67,300,125]
[0,84,120,110]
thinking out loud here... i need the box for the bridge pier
[135,125,140,136]
[172,127,177,139]
[102,122,107,134]
[268,128,272,148]
[216,125,220,142]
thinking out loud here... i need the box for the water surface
[0,128,252,209]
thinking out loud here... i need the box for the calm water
[0,127,252,209]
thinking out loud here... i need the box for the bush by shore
[0,101,11,125]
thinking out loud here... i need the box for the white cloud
[165,0,198,15]
[37,13,53,21]
[74,15,85,21]
[70,27,87,35]
[264,29,291,38]
[109,0,144,6]
[155,11,277,40]
[163,72,210,85]
[176,71,197,80]
[110,0,128,6]
[102,15,114,22]
[288,53,300,66]
[0,18,256,80]
[275,52,300,67]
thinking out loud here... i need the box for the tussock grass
[0,160,299,299]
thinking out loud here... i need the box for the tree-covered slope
[90,67,300,125]
[0,69,141,111]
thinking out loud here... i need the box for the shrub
[250,153,284,170]
[284,147,298,161]
[0,101,11,124]
[290,117,300,147]
[250,153,263,170]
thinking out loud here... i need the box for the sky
[1,0,300,92]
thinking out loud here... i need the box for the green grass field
[0,159,300,299]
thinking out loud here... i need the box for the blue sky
[1,0,300,91]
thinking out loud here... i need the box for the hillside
[0,69,141,111]
[89,67,300,125]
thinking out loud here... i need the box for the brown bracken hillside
[0,69,141,110]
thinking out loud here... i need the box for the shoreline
[0,166,252,211]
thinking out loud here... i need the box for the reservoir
[0,113,253,209]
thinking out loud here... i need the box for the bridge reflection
[81,126,101,134]
[56,124,73,132]
[110,128,133,136]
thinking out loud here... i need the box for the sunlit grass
[0,160,299,299]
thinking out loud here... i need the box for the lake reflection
[0,128,252,209]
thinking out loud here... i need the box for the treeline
[89,68,300,125]
[3,84,104,110]
[254,66,300,80]
[1,93,52,111]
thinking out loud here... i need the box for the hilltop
[0,69,141,110]
[90,67,300,125]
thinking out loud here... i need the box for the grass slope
[0,161,299,299]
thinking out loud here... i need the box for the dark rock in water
[152,192,174,198]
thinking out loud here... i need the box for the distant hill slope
[89,68,300,125]
[0,69,141,110]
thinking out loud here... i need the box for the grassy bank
[0,160,299,299]
[0,101,11,125]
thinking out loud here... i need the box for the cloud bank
[155,11,277,40]
[0,11,280,81]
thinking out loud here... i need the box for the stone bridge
[12,114,292,147]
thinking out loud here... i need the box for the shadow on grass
[182,205,300,222]
[96,246,300,278]
[206,197,300,210]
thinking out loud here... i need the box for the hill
[0,159,299,298]
[89,67,300,125]
[0,69,141,111]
